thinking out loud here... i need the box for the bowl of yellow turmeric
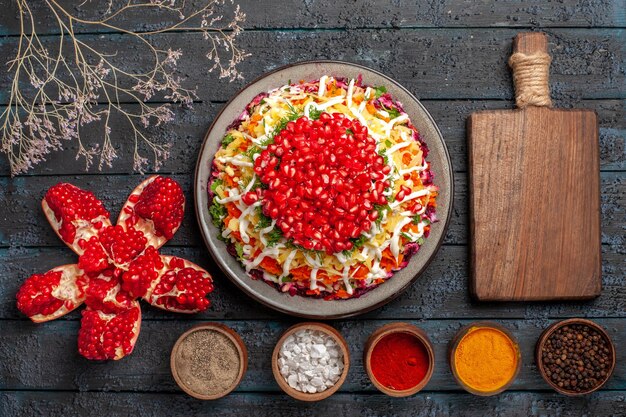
[448,321,522,396]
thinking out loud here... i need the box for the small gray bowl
[194,61,453,319]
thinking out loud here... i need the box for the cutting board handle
[509,32,552,108]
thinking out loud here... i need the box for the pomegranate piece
[85,270,137,314]
[253,112,388,253]
[78,301,141,360]
[118,176,185,249]
[42,183,111,255]
[16,265,88,323]
[17,177,214,361]
[78,236,110,273]
[143,256,213,313]
[98,225,147,268]
[121,246,164,298]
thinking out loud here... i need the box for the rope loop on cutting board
[508,52,552,108]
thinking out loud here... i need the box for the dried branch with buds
[1,0,249,175]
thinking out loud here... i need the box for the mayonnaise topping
[318,75,328,97]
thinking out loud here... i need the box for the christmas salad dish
[208,76,438,300]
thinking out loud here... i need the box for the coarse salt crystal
[278,329,344,394]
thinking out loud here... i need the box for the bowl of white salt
[271,322,350,401]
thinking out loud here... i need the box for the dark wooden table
[1,1,624,416]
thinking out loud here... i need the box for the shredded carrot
[259,257,282,275]
[350,265,368,279]
[335,289,350,298]
[226,203,242,218]
[380,247,404,271]
[224,175,237,187]
[290,266,312,281]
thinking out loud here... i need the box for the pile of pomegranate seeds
[250,112,390,253]
[16,176,214,361]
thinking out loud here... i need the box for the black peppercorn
[540,323,612,393]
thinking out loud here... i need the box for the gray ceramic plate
[194,61,453,319]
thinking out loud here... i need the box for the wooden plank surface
[1,172,622,249]
[2,391,625,417]
[0,244,623,321]
[0,29,624,105]
[0,0,624,415]
[1,0,625,35]
[1,319,624,392]
[0,99,622,176]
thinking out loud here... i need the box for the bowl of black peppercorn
[536,318,616,396]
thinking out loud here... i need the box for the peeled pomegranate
[78,302,141,360]
[16,265,87,323]
[16,176,213,361]
[42,183,112,255]
[143,256,214,313]
[118,175,185,249]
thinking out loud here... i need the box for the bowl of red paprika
[364,322,435,397]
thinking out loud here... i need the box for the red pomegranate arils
[253,112,388,253]
[118,176,185,249]
[78,302,141,361]
[143,256,213,313]
[121,246,164,298]
[78,236,110,273]
[17,177,212,361]
[42,183,112,254]
[98,225,147,268]
[16,265,88,323]
[85,271,136,314]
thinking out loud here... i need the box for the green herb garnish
[209,199,227,228]
[239,176,263,192]
[387,107,401,119]
[261,109,303,147]
[266,228,284,246]
[221,133,235,148]
[374,203,391,225]
[255,207,272,229]
[345,128,354,135]
[244,145,261,161]
[378,149,390,165]
[210,178,224,193]
[309,107,323,120]
[235,242,244,259]
[373,86,387,98]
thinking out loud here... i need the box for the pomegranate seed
[252,112,389,253]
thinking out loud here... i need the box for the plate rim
[194,59,454,319]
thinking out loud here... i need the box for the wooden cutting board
[468,32,601,301]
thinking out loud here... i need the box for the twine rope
[508,52,552,108]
